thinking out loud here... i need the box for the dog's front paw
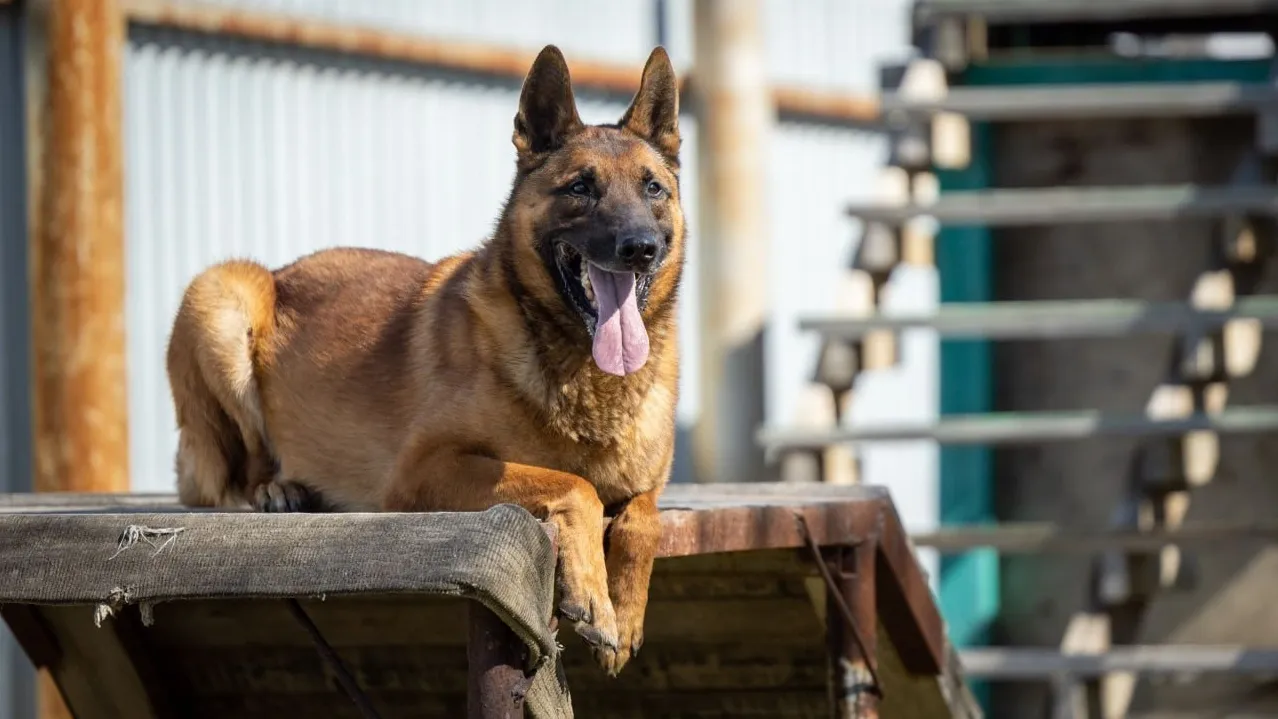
[253,480,324,513]
[556,555,619,653]
[593,603,643,676]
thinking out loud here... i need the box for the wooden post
[467,601,531,719]
[32,1,126,715]
[691,0,773,483]
[32,0,128,493]
[828,543,880,719]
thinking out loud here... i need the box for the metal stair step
[845,185,1278,226]
[913,0,1278,26]
[800,297,1278,340]
[880,82,1278,122]
[911,522,1278,553]
[758,406,1278,449]
[959,646,1278,679]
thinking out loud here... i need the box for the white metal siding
[123,0,935,559]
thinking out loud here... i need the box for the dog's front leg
[596,487,662,676]
[383,445,618,652]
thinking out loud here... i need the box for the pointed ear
[513,45,584,160]
[619,47,681,166]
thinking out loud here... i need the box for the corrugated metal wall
[0,4,34,719]
[122,0,936,548]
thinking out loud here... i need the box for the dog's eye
[646,181,664,198]
[569,181,591,197]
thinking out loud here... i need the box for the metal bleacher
[759,1,1278,716]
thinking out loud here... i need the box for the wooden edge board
[873,498,947,675]
[758,406,1278,448]
[960,646,1278,679]
[800,297,1278,340]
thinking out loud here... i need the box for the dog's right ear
[513,45,584,161]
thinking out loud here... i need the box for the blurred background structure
[6,0,1278,717]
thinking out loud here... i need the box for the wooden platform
[0,484,979,719]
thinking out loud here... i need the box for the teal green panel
[936,118,996,649]
[962,57,1270,86]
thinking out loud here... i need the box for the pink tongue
[587,265,650,376]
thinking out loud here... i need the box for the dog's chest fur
[534,369,675,506]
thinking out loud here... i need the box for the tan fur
[165,46,683,675]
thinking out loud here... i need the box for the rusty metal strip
[119,0,881,126]
[796,513,884,698]
[284,599,383,719]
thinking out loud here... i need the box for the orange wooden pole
[33,0,128,493]
[33,0,128,712]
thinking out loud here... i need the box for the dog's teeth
[581,268,595,304]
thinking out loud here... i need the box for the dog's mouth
[554,243,654,376]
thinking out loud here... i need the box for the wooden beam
[828,542,880,718]
[33,0,128,495]
[121,0,881,127]
[467,601,531,719]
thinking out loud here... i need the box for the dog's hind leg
[167,260,280,508]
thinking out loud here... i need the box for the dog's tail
[166,260,277,507]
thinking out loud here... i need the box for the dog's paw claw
[557,599,591,625]
[574,622,618,652]
[592,610,643,675]
[253,480,322,513]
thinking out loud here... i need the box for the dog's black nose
[617,235,661,271]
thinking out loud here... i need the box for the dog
[164,44,684,675]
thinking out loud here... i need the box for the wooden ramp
[0,485,980,719]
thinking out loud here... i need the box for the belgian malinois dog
[165,44,684,674]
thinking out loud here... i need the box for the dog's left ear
[619,47,680,167]
[514,45,584,160]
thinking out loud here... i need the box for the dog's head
[501,45,685,378]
